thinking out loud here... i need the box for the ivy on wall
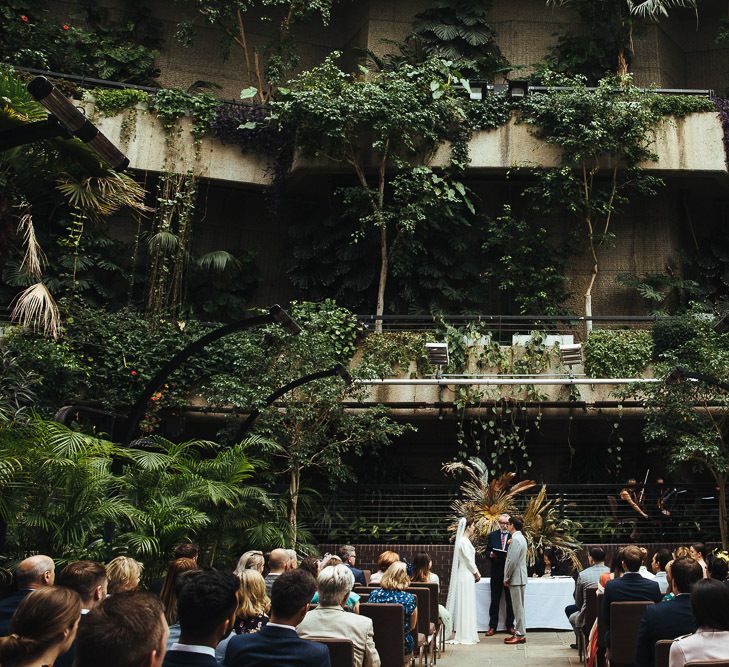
[583,329,653,378]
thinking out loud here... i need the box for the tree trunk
[375,223,388,334]
[617,49,629,76]
[717,470,728,550]
[288,467,300,546]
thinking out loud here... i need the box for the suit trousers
[510,584,526,637]
[489,575,514,630]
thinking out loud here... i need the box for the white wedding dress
[445,518,480,644]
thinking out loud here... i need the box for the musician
[619,478,648,542]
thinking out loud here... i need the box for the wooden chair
[410,582,440,661]
[360,602,408,667]
[655,639,673,667]
[597,591,606,667]
[358,593,370,603]
[406,586,434,666]
[578,585,599,662]
[307,637,355,667]
[608,600,654,667]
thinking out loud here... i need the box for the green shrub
[584,329,652,378]
[652,316,699,360]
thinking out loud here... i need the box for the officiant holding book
[484,513,515,636]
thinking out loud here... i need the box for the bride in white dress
[445,517,481,644]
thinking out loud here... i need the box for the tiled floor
[433,629,580,667]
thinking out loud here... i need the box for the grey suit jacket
[503,531,528,586]
[297,605,380,667]
[574,563,609,627]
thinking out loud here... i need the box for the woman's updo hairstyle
[0,586,81,665]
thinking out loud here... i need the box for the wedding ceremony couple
[445,514,528,645]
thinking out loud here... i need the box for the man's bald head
[16,555,55,589]
[268,549,290,573]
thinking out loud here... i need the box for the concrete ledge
[85,102,272,186]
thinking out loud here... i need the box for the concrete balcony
[292,111,727,178]
[84,101,272,187]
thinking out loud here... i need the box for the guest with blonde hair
[0,586,81,667]
[368,562,417,656]
[235,569,271,634]
[234,550,265,577]
[369,551,400,585]
[106,556,144,595]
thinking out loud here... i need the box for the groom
[503,514,528,645]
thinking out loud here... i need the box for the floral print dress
[368,588,417,653]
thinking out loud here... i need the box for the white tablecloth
[475,577,574,631]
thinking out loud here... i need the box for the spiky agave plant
[523,484,582,569]
[443,457,536,548]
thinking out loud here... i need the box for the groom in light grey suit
[503,514,528,644]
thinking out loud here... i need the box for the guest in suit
[565,546,608,649]
[163,569,239,667]
[339,545,367,586]
[76,591,169,667]
[503,514,528,645]
[0,586,80,667]
[485,513,514,635]
[601,545,662,648]
[225,569,330,667]
[0,554,55,636]
[669,578,729,667]
[55,560,109,667]
[298,564,380,667]
[635,556,703,667]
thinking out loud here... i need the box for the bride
[445,517,481,644]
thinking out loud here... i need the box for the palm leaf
[198,250,241,274]
[10,282,61,339]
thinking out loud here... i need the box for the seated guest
[76,591,169,667]
[369,551,400,585]
[339,545,367,586]
[669,578,729,667]
[411,552,439,585]
[534,547,569,577]
[234,569,270,634]
[151,544,199,596]
[635,557,703,667]
[0,587,80,667]
[311,560,360,613]
[285,549,298,569]
[0,555,55,635]
[234,551,265,577]
[638,548,656,580]
[55,560,109,667]
[688,543,708,577]
[673,546,691,560]
[298,564,380,667]
[651,548,672,594]
[163,569,238,667]
[599,548,625,590]
[299,557,321,579]
[368,562,417,657]
[707,553,728,582]
[225,569,330,667]
[565,547,608,651]
[264,549,291,596]
[601,545,662,648]
[161,558,200,648]
[106,556,144,595]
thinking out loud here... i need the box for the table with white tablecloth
[475,577,574,631]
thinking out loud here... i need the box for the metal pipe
[355,377,659,386]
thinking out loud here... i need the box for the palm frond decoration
[443,457,536,544]
[56,172,150,222]
[10,282,61,339]
[628,0,697,19]
[16,208,45,279]
[198,250,241,274]
[522,485,582,569]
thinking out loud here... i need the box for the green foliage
[0,0,160,85]
[651,312,702,360]
[583,329,653,377]
[151,89,222,141]
[89,88,150,116]
[411,0,509,78]
[616,270,700,315]
[358,332,432,378]
[649,95,717,117]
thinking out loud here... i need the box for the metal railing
[310,483,723,545]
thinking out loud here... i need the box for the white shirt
[169,643,216,657]
[265,622,297,631]
[638,566,656,580]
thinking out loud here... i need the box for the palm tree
[546,0,698,74]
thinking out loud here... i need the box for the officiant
[484,513,515,635]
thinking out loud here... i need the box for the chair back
[307,637,355,667]
[358,593,370,603]
[360,603,406,667]
[406,586,430,638]
[609,600,654,666]
[354,585,380,595]
[655,639,673,667]
[410,581,439,622]
[584,585,598,633]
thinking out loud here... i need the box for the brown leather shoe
[507,627,516,635]
[485,628,496,637]
[504,635,526,645]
